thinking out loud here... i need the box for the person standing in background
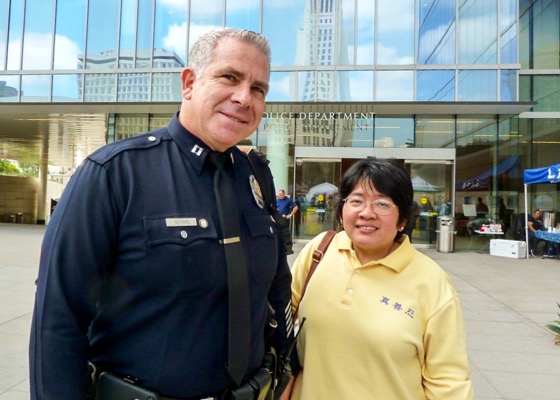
[277,189,299,222]
[476,197,489,217]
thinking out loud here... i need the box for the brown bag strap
[295,230,337,320]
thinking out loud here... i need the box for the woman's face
[341,181,402,262]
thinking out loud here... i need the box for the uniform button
[148,136,156,141]
[347,288,354,294]
[180,230,188,239]
[269,226,273,233]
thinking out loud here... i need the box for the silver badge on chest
[249,175,264,209]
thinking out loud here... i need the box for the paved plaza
[1,223,560,399]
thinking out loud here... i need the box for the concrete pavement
[1,223,560,399]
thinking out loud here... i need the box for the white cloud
[54,35,80,69]
[377,0,415,32]
[270,73,291,98]
[377,44,414,65]
[376,71,413,101]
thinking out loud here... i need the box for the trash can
[436,216,455,253]
[9,214,16,223]
[15,213,23,223]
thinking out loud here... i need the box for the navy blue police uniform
[29,112,294,399]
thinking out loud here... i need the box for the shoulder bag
[294,229,337,319]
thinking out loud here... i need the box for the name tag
[165,217,197,227]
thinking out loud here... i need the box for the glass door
[294,158,341,240]
[408,161,454,246]
[293,148,455,245]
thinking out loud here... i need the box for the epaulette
[88,130,167,164]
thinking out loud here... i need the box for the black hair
[335,157,413,239]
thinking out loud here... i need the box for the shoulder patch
[88,130,167,164]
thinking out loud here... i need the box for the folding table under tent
[523,163,560,258]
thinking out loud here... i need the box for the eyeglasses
[343,196,397,215]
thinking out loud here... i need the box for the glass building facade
[0,0,559,251]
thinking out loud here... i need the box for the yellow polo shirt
[290,231,474,400]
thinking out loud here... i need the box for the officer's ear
[181,68,196,100]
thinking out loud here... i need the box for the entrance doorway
[292,148,455,247]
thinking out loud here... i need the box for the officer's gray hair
[189,28,271,76]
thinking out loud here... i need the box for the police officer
[30,28,294,399]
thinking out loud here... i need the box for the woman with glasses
[286,158,473,400]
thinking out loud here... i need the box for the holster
[94,371,160,400]
[230,367,272,400]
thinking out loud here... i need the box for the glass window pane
[376,71,413,101]
[356,0,374,65]
[500,0,517,64]
[316,71,335,100]
[456,115,496,148]
[188,0,223,52]
[21,74,51,102]
[85,0,119,69]
[0,0,8,69]
[418,0,455,64]
[458,69,497,101]
[530,75,560,112]
[415,116,455,148]
[151,72,181,102]
[333,114,374,147]
[258,115,294,156]
[532,0,560,69]
[377,0,414,65]
[119,0,137,68]
[295,117,334,147]
[117,73,149,102]
[337,71,373,101]
[52,74,82,102]
[84,73,116,102]
[267,71,293,102]
[374,116,414,148]
[153,49,184,69]
[136,0,154,68]
[6,0,23,70]
[226,0,259,32]
[340,0,355,65]
[22,0,54,70]
[519,1,530,69]
[54,0,86,70]
[417,70,455,101]
[0,75,20,101]
[154,0,187,66]
[500,69,517,101]
[115,114,149,140]
[263,2,306,66]
[298,70,316,101]
[316,0,336,67]
[458,0,497,64]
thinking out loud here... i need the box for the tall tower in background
[292,0,350,101]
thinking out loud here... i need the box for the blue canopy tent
[456,155,520,191]
[523,163,560,258]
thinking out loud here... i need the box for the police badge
[249,175,265,209]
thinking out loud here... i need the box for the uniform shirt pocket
[143,215,219,296]
[244,213,278,284]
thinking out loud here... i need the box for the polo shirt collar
[338,231,415,273]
